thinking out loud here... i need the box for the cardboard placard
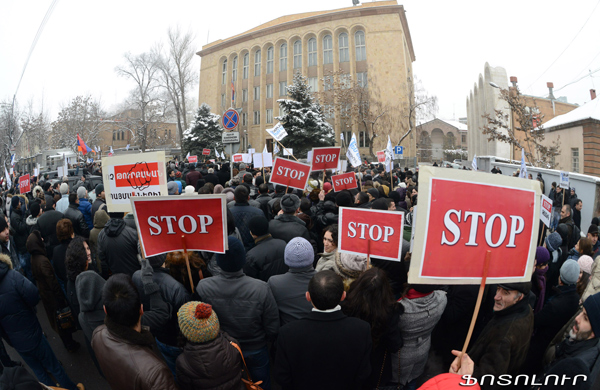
[270,157,311,191]
[408,166,541,285]
[18,174,30,194]
[202,149,211,156]
[331,172,358,192]
[338,207,405,261]
[103,151,168,213]
[131,195,228,257]
[188,156,198,163]
[377,151,386,163]
[233,154,243,162]
[560,171,569,189]
[311,147,341,171]
[253,153,273,168]
[540,194,552,228]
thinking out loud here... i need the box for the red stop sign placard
[202,149,211,156]
[131,195,228,257]
[331,172,357,192]
[311,147,341,171]
[188,155,198,163]
[270,157,311,191]
[19,174,30,194]
[338,207,404,261]
[377,151,386,163]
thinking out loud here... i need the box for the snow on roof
[544,98,600,129]
[441,119,468,131]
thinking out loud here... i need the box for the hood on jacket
[25,215,38,227]
[94,210,110,229]
[104,218,126,237]
[76,270,106,312]
[0,254,12,280]
[26,230,45,256]
[323,200,338,213]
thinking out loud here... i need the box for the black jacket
[97,219,139,276]
[269,214,311,244]
[9,209,28,254]
[91,197,106,222]
[255,194,272,219]
[203,173,220,187]
[64,203,90,238]
[274,310,372,390]
[244,235,289,282]
[34,209,64,260]
[51,239,71,284]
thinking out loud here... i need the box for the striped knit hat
[177,302,220,343]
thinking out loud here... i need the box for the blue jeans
[18,252,34,283]
[18,334,78,390]
[155,338,181,381]
[242,346,271,390]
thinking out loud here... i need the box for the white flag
[126,144,130,151]
[520,149,528,178]
[263,144,268,154]
[340,133,344,141]
[274,142,280,155]
[110,146,114,155]
[10,154,15,167]
[4,167,11,189]
[266,122,288,142]
[471,154,477,171]
[185,152,190,160]
[221,151,226,159]
[215,148,219,157]
[346,133,361,167]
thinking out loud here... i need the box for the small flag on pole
[471,154,477,171]
[519,149,528,178]
[126,144,130,151]
[77,134,94,154]
[263,144,268,154]
[273,142,280,155]
[185,152,190,160]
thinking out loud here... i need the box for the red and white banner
[331,172,358,192]
[188,155,198,163]
[18,174,30,194]
[377,151,386,163]
[338,208,405,261]
[540,194,552,228]
[311,147,341,171]
[131,195,228,257]
[202,149,211,156]
[270,157,311,191]
[408,166,541,285]
[233,154,243,162]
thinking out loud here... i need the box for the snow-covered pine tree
[183,103,222,156]
[276,72,334,157]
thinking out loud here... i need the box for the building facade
[417,118,467,162]
[197,1,416,157]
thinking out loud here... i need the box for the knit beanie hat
[560,259,580,285]
[167,181,178,195]
[29,203,41,219]
[10,196,20,209]
[334,252,368,280]
[578,255,594,275]
[0,217,8,232]
[367,188,380,200]
[95,184,104,196]
[323,182,332,193]
[77,186,87,198]
[248,216,269,237]
[535,246,550,265]
[583,292,600,336]
[216,236,246,272]
[60,182,69,195]
[280,194,301,213]
[284,237,314,268]
[178,302,220,343]
[545,232,562,252]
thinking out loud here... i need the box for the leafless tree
[396,76,438,146]
[50,95,105,154]
[0,100,22,170]
[19,98,51,156]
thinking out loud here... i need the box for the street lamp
[489,82,500,89]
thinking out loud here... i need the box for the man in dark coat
[216,163,230,186]
[269,194,311,244]
[559,204,580,250]
[255,184,272,219]
[203,168,219,186]
[34,200,64,261]
[91,184,106,222]
[450,282,534,384]
[244,216,288,282]
[64,194,90,238]
[274,270,372,389]
[185,165,201,189]
[9,196,31,280]
[229,186,264,251]
[97,213,139,277]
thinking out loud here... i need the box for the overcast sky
[1,0,599,122]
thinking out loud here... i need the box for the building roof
[544,98,600,129]
[418,118,468,131]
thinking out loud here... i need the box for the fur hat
[178,302,220,343]
[216,236,246,272]
[545,232,562,252]
[560,259,580,285]
[333,252,368,280]
[578,255,594,275]
[284,237,314,268]
[280,194,301,213]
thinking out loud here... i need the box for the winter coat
[78,197,93,229]
[25,215,38,236]
[64,203,90,238]
[27,231,68,334]
[97,219,139,277]
[203,173,220,187]
[310,200,338,234]
[268,266,317,326]
[92,317,178,390]
[76,270,106,342]
[255,194,272,219]
[56,193,69,214]
[396,290,447,385]
[315,249,337,272]
[244,235,288,282]
[91,197,106,222]
[196,270,280,350]
[9,208,28,254]
[185,169,202,188]
[52,238,71,284]
[89,210,109,272]
[0,254,43,353]
[229,202,265,251]
[34,209,64,260]
[0,238,19,271]
[176,332,244,390]
[269,214,311,244]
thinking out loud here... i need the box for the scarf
[534,267,548,313]
[397,288,433,301]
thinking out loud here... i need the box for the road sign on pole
[222,131,240,143]
[222,109,239,130]
[394,146,404,155]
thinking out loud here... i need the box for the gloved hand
[140,258,160,295]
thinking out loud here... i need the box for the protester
[229,185,264,251]
[56,183,70,213]
[10,196,33,281]
[77,187,93,229]
[316,224,338,271]
[34,199,63,261]
[88,210,109,274]
[166,250,207,295]
[333,252,368,290]
[244,215,288,281]
[269,194,312,244]
[91,184,106,221]
[97,212,139,277]
[531,246,551,314]
[64,193,90,238]
[577,255,594,297]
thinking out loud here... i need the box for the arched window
[232,56,238,82]
[221,59,227,84]
[323,35,333,64]
[280,43,287,71]
[266,46,274,74]
[293,40,302,69]
[243,53,249,79]
[339,33,349,63]
[355,31,366,61]
[308,38,317,66]
[254,50,261,76]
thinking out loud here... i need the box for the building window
[279,81,287,96]
[221,94,225,107]
[323,35,333,64]
[344,131,352,145]
[359,131,370,147]
[280,43,287,71]
[253,111,260,125]
[221,59,227,84]
[254,86,260,100]
[323,75,333,91]
[293,40,302,69]
[232,56,238,82]
[254,50,261,76]
[266,109,273,124]
[113,132,116,140]
[308,38,317,66]
[355,31,366,61]
[308,77,318,92]
[461,134,466,143]
[339,33,349,63]
[572,148,580,172]
[242,89,248,102]
[243,53,249,79]
[340,74,352,89]
[357,72,368,88]
[242,112,247,126]
[266,83,273,98]
[121,131,124,140]
[324,104,334,119]
[266,46,274,74]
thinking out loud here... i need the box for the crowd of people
[0,158,598,389]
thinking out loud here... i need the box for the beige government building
[197,0,416,158]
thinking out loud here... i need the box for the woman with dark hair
[567,237,593,261]
[342,267,403,388]
[316,224,338,271]
[166,251,207,299]
[53,219,74,290]
[65,235,92,320]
